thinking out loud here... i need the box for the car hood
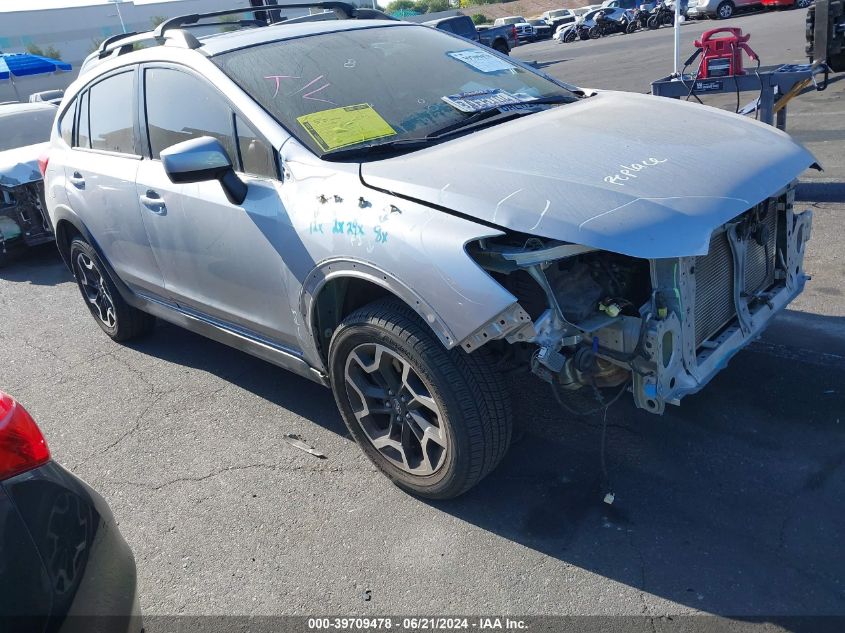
[361,91,817,258]
[0,142,48,188]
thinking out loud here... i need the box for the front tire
[329,299,512,499]
[69,238,155,341]
[589,25,601,38]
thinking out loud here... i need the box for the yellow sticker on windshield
[297,104,396,152]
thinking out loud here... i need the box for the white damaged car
[45,4,817,498]
[0,102,56,265]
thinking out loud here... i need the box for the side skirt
[136,293,330,388]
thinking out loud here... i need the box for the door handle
[139,190,166,214]
[69,172,85,189]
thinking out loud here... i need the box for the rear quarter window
[59,100,76,146]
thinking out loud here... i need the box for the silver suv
[45,3,816,498]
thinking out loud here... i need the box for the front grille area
[744,205,777,295]
[694,230,735,348]
[693,206,778,348]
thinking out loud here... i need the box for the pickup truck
[424,15,517,54]
[493,15,535,42]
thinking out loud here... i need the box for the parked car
[0,102,56,266]
[425,15,516,54]
[687,0,758,18]
[602,0,641,9]
[762,0,812,8]
[29,89,65,106]
[47,3,816,499]
[528,18,554,40]
[493,15,535,42]
[0,391,141,630]
[574,3,604,15]
[541,8,577,27]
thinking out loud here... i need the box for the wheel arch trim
[52,207,142,310]
[300,258,458,364]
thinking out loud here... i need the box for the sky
[0,0,194,12]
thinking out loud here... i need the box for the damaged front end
[0,180,53,264]
[466,183,812,414]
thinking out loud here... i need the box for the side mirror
[160,136,247,206]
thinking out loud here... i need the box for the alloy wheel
[344,343,448,476]
[74,252,117,328]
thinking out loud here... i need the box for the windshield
[0,108,54,152]
[499,17,523,23]
[549,10,570,16]
[213,24,577,159]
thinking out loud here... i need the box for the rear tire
[564,30,577,42]
[589,25,601,38]
[493,41,510,55]
[328,299,512,499]
[69,238,155,342]
[647,14,660,27]
[716,0,734,18]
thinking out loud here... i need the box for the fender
[300,258,458,370]
[51,205,147,311]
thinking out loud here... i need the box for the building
[0,0,363,101]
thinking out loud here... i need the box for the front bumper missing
[630,198,812,414]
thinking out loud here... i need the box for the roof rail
[154,2,359,37]
[79,2,395,75]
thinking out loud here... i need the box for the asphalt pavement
[1,7,843,625]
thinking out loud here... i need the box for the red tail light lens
[0,392,50,480]
[38,152,49,177]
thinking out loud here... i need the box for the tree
[25,43,44,56]
[471,13,489,23]
[427,0,450,11]
[413,0,429,12]
[386,0,416,12]
[150,15,167,29]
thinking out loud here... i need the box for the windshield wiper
[323,95,572,161]
[426,95,573,140]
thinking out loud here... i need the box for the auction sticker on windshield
[297,104,396,152]
[447,49,516,73]
[442,89,522,113]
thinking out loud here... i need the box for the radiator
[693,208,777,348]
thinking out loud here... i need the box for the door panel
[135,159,298,346]
[64,69,164,294]
[137,65,299,347]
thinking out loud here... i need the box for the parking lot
[2,5,844,624]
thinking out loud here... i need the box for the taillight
[37,152,49,177]
[0,392,50,480]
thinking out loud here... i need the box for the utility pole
[110,0,128,34]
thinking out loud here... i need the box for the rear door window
[76,90,90,148]
[88,71,136,154]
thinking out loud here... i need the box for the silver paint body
[44,20,815,407]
